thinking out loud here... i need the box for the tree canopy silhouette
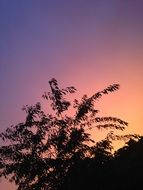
[0,78,132,190]
[108,137,143,189]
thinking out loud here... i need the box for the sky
[0,0,143,189]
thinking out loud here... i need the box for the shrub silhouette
[0,78,131,190]
[107,137,143,190]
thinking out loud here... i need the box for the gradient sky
[1,0,143,189]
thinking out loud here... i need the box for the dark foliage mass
[0,78,142,190]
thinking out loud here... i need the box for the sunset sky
[1,0,143,189]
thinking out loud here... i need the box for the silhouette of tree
[107,136,143,190]
[0,78,128,190]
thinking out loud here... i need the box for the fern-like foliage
[0,78,132,190]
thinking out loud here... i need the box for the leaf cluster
[0,78,131,190]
